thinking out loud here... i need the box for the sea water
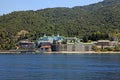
[0,53,120,80]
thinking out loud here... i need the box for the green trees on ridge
[0,0,120,49]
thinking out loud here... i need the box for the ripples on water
[0,53,120,80]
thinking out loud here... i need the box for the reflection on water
[0,53,120,80]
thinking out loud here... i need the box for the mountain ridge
[0,0,120,49]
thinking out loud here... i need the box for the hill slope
[0,0,120,49]
[0,0,120,36]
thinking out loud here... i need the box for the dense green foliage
[0,0,120,49]
[82,31,110,42]
[0,30,16,50]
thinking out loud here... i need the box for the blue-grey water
[0,53,120,80]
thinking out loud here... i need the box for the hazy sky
[0,0,103,15]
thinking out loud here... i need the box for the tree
[83,36,88,42]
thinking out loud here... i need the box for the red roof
[41,46,51,48]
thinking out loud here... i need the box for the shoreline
[0,50,120,54]
[45,51,120,54]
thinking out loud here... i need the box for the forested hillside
[0,0,120,49]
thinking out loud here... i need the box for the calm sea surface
[0,53,120,80]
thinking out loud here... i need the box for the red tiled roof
[41,46,51,48]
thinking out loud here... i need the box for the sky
[0,0,103,15]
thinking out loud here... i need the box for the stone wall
[52,43,93,52]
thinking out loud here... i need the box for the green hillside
[0,0,120,49]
